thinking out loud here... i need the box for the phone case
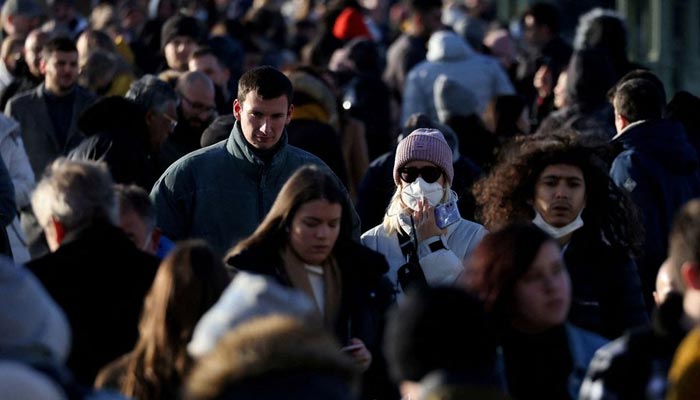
[434,199,461,229]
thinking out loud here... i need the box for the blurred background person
[401,30,513,125]
[114,184,175,260]
[0,29,49,110]
[0,0,43,39]
[515,2,572,129]
[0,112,34,264]
[536,49,617,141]
[384,286,506,400]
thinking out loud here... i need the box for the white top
[305,265,325,316]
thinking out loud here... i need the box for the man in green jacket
[150,66,357,255]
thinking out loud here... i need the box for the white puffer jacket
[0,115,35,264]
[361,217,487,296]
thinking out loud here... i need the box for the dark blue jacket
[610,119,700,297]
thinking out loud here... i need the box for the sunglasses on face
[399,166,443,183]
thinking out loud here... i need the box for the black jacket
[226,240,393,346]
[579,293,687,399]
[564,227,649,339]
[27,222,159,385]
[226,240,396,399]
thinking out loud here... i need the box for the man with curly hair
[473,133,648,338]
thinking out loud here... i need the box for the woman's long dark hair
[120,240,229,400]
[228,165,353,258]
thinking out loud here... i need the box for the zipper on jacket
[257,167,266,220]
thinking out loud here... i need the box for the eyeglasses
[179,93,216,115]
[399,166,443,183]
[161,113,178,130]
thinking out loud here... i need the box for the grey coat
[4,84,95,176]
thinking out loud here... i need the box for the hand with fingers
[413,198,445,243]
[343,338,372,371]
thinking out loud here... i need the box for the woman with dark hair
[95,240,230,399]
[536,48,617,140]
[467,223,607,399]
[473,133,648,338]
[482,94,530,140]
[573,8,642,81]
[226,164,394,397]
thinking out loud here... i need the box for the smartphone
[341,344,363,353]
[434,199,461,229]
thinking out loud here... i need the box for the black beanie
[161,14,205,51]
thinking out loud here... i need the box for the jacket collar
[611,119,646,141]
[0,114,19,141]
[226,120,289,168]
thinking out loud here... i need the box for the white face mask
[532,209,584,239]
[401,177,444,211]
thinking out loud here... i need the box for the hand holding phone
[434,198,460,229]
[342,339,372,371]
[341,343,364,353]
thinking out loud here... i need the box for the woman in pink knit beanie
[360,128,487,297]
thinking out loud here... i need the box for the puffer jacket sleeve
[415,221,488,286]
[150,162,194,241]
[416,236,464,285]
[400,67,430,125]
[0,129,34,209]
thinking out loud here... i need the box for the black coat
[579,293,687,400]
[226,240,393,345]
[226,240,397,399]
[27,222,159,385]
[68,97,160,190]
[564,227,649,339]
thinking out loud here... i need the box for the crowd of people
[1,0,700,399]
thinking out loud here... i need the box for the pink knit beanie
[393,129,454,185]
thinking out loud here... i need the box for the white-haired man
[26,159,158,385]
